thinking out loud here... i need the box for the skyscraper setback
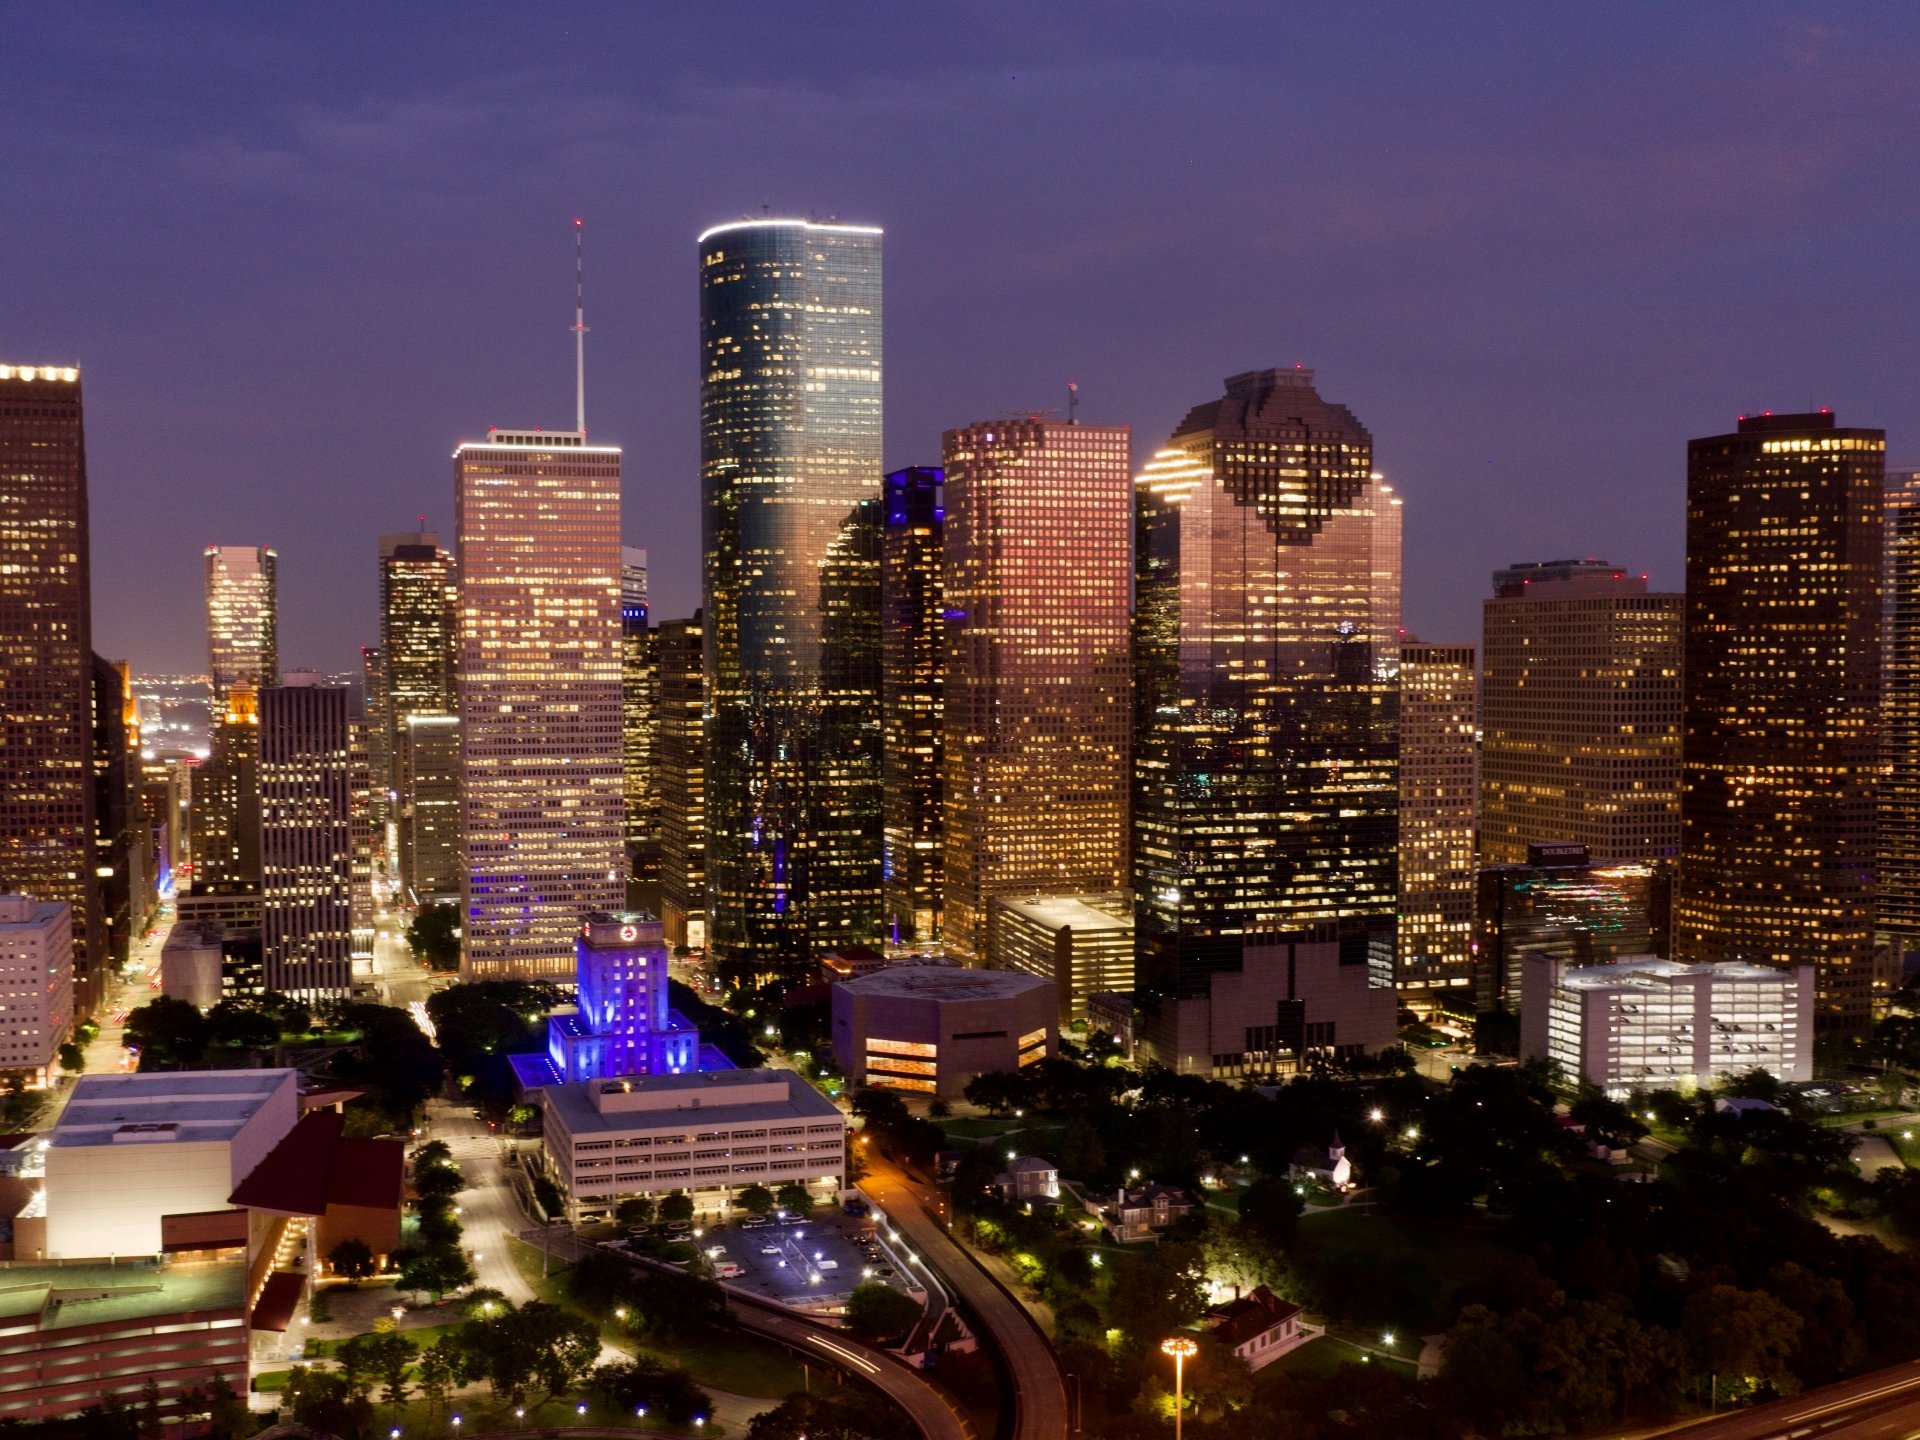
[0,364,105,1015]
[1478,560,1682,866]
[942,418,1132,961]
[881,467,946,947]
[205,546,277,709]
[456,428,625,979]
[1131,369,1401,1048]
[699,217,883,979]
[1675,411,1885,1030]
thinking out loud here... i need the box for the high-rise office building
[813,498,884,952]
[90,654,151,972]
[1132,369,1400,1063]
[397,714,460,903]
[456,428,624,979]
[656,615,707,952]
[699,217,883,981]
[1397,642,1477,994]
[347,716,374,962]
[943,417,1132,960]
[0,896,74,1081]
[191,681,261,891]
[1676,410,1885,1030]
[379,532,455,783]
[259,676,353,997]
[0,364,105,1016]
[361,644,388,826]
[1477,843,1671,1013]
[1882,471,1920,940]
[620,547,657,885]
[1479,560,1682,867]
[881,467,946,947]
[205,546,277,709]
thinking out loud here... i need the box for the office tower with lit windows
[456,428,624,979]
[205,546,277,709]
[379,531,455,789]
[1675,410,1884,1030]
[881,466,946,947]
[191,681,261,890]
[347,716,373,962]
[656,615,707,951]
[1131,369,1401,1070]
[258,676,354,997]
[814,498,884,950]
[361,645,388,825]
[620,547,658,886]
[1397,643,1477,994]
[1882,471,1920,941]
[942,418,1132,961]
[1479,560,1682,867]
[90,654,150,971]
[0,364,106,1016]
[397,714,460,903]
[699,217,883,980]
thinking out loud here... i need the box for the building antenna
[572,217,588,435]
[1067,380,1080,425]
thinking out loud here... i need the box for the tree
[963,1069,1027,1116]
[845,1281,923,1345]
[1058,1117,1106,1178]
[123,997,207,1068]
[412,1139,453,1168]
[400,1246,475,1301]
[1684,1284,1802,1394]
[417,1336,457,1416]
[746,1392,916,1440]
[775,1182,814,1215]
[587,1358,715,1428]
[1238,1176,1305,1244]
[459,1286,510,1319]
[659,1191,695,1226]
[616,1194,657,1229]
[415,1161,464,1201]
[57,1041,84,1074]
[203,1375,249,1440]
[284,1368,371,1439]
[735,1184,775,1217]
[205,999,278,1050]
[328,1237,376,1282]
[406,902,463,971]
[928,1097,953,1120]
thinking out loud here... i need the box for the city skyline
[12,8,1920,676]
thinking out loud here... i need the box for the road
[1648,1358,1920,1439]
[861,1151,1073,1440]
[371,908,438,1009]
[422,1098,540,1305]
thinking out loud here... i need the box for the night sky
[9,4,1919,675]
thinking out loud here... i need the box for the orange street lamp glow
[1161,1336,1199,1440]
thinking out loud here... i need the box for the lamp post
[1160,1337,1197,1440]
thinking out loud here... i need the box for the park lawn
[1887,1130,1920,1167]
[305,1322,462,1361]
[1288,1205,1513,1335]
[507,1236,573,1305]
[941,1117,1013,1140]
[1259,1334,1418,1385]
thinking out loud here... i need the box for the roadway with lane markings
[1649,1359,1920,1439]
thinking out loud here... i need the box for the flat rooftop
[0,1257,246,1331]
[545,1068,843,1137]
[51,1070,293,1149]
[1552,955,1802,991]
[838,965,1056,1002]
[994,894,1131,933]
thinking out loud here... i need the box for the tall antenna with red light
[572,217,588,435]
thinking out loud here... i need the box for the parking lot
[701,1209,924,1311]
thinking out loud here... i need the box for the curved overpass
[1649,1358,1920,1439]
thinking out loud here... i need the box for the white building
[541,1069,847,1222]
[1521,954,1814,1098]
[0,896,72,1082]
[161,921,225,1010]
[986,892,1133,1024]
[43,1069,299,1258]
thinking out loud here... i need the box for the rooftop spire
[572,217,588,435]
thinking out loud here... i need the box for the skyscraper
[1675,410,1885,1030]
[455,428,624,979]
[620,547,657,885]
[379,531,456,785]
[91,654,150,972]
[259,676,353,997]
[0,363,105,1016]
[397,714,461,903]
[1131,369,1401,1061]
[880,467,946,947]
[813,498,884,951]
[943,417,1132,961]
[699,217,883,981]
[1479,560,1682,866]
[1397,642,1477,995]
[361,644,388,826]
[656,615,707,952]
[191,681,261,891]
[1882,471,1920,941]
[205,546,277,709]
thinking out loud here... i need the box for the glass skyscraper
[881,467,946,947]
[698,218,883,981]
[1132,368,1401,1055]
[205,545,278,710]
[1881,471,1920,941]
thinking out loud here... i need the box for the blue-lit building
[510,911,728,1090]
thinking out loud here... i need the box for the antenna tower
[572,217,588,435]
[1067,381,1080,425]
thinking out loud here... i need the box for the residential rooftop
[837,966,1056,1001]
[544,1068,843,1137]
[50,1070,294,1149]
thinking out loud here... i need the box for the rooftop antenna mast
[1067,380,1080,425]
[572,217,588,435]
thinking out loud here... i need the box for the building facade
[1478,560,1682,867]
[378,531,456,807]
[0,896,72,1081]
[621,547,657,885]
[397,714,460,903]
[1397,643,1477,995]
[1882,470,1920,940]
[259,678,353,997]
[1132,369,1401,1059]
[205,546,277,710]
[91,653,151,972]
[456,429,625,979]
[1520,954,1814,1098]
[1675,412,1885,1029]
[190,681,261,891]
[881,466,946,947]
[986,891,1133,1024]
[0,364,105,1018]
[655,614,707,952]
[1476,844,1670,1013]
[699,218,884,981]
[830,965,1057,1097]
[942,418,1132,960]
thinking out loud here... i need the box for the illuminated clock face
[619,924,637,942]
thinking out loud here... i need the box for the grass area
[1816,1108,1912,1128]
[304,1323,461,1360]
[1261,1334,1418,1384]
[940,1116,1014,1140]
[1289,1205,1512,1335]
[1887,1129,1920,1167]
[252,1392,727,1436]
[506,1235,572,1305]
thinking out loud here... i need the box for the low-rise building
[821,946,889,983]
[994,1155,1060,1203]
[831,966,1057,1097]
[986,891,1133,1024]
[1288,1133,1353,1191]
[1089,1182,1194,1243]
[1520,954,1815,1098]
[541,1069,848,1222]
[0,896,72,1083]
[1208,1285,1317,1371]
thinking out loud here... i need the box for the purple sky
[9,4,1920,674]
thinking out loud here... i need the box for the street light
[1161,1337,1198,1440]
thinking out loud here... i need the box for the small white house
[1207,1285,1319,1371]
[994,1155,1060,1202]
[1288,1131,1352,1190]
